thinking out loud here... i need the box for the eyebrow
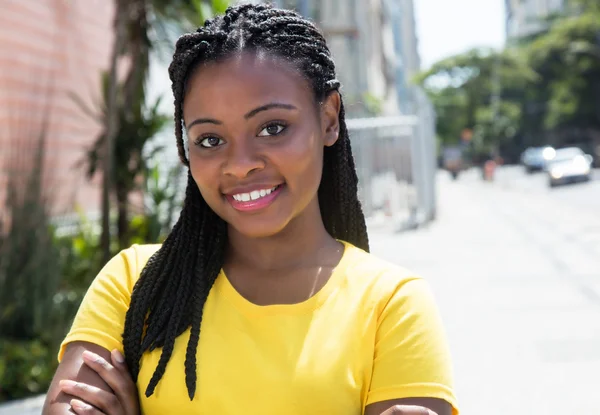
[186,102,298,130]
[244,102,297,119]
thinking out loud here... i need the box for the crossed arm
[43,341,451,415]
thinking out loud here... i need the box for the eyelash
[193,121,288,149]
[258,121,288,137]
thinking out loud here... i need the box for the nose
[222,140,265,179]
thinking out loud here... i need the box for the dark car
[520,146,556,173]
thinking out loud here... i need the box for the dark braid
[122,3,369,400]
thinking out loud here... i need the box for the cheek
[189,156,220,199]
[277,131,324,181]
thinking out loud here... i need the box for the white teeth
[232,186,279,203]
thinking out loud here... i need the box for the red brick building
[0,0,115,219]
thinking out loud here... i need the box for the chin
[228,219,289,239]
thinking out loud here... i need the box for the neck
[226,200,338,271]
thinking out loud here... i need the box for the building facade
[505,0,565,40]
[261,0,402,117]
[387,0,421,114]
[0,0,114,219]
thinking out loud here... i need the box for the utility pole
[297,0,309,17]
[101,1,126,264]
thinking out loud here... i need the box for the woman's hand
[58,349,140,415]
[379,406,438,415]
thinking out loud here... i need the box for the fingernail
[112,349,125,364]
[59,380,77,389]
[70,399,91,410]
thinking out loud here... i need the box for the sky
[414,0,507,69]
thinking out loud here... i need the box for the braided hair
[122,3,369,400]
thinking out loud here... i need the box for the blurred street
[370,167,600,414]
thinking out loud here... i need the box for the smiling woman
[42,4,459,415]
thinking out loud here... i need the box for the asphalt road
[492,165,600,216]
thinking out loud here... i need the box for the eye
[196,136,225,148]
[258,122,287,137]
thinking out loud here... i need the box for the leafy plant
[0,340,55,401]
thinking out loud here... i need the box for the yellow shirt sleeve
[366,277,459,414]
[57,246,139,361]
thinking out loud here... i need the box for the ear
[320,91,341,147]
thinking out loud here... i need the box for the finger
[69,399,105,415]
[82,351,135,396]
[110,349,128,373]
[59,381,119,413]
[109,349,139,414]
[382,405,437,415]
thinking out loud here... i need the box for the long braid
[122,3,369,400]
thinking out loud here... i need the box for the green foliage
[54,211,103,292]
[527,11,600,131]
[0,131,61,343]
[416,6,600,162]
[416,48,535,155]
[0,129,67,402]
[130,162,184,245]
[425,86,468,145]
[0,340,55,401]
[362,93,384,116]
[0,162,179,403]
[80,71,171,250]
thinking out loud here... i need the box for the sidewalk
[368,172,600,414]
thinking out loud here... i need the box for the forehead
[183,52,315,116]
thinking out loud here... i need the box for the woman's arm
[42,341,138,415]
[43,342,113,414]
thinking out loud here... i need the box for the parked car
[520,146,556,173]
[546,147,593,188]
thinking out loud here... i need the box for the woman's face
[183,52,340,239]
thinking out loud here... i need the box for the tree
[84,75,170,250]
[96,0,229,261]
[415,48,537,159]
[526,10,600,134]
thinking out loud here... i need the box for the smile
[232,185,279,202]
[226,184,284,212]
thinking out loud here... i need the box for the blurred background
[1,0,599,413]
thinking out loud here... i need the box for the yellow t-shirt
[59,241,459,415]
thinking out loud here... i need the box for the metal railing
[348,98,437,231]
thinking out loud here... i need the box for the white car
[547,147,593,187]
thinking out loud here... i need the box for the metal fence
[348,96,437,231]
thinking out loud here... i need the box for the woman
[42,4,459,415]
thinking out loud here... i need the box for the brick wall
[0,0,115,218]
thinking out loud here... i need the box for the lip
[225,184,285,212]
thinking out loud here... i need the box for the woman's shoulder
[340,241,424,300]
[98,244,162,289]
[342,242,417,282]
[126,243,163,266]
